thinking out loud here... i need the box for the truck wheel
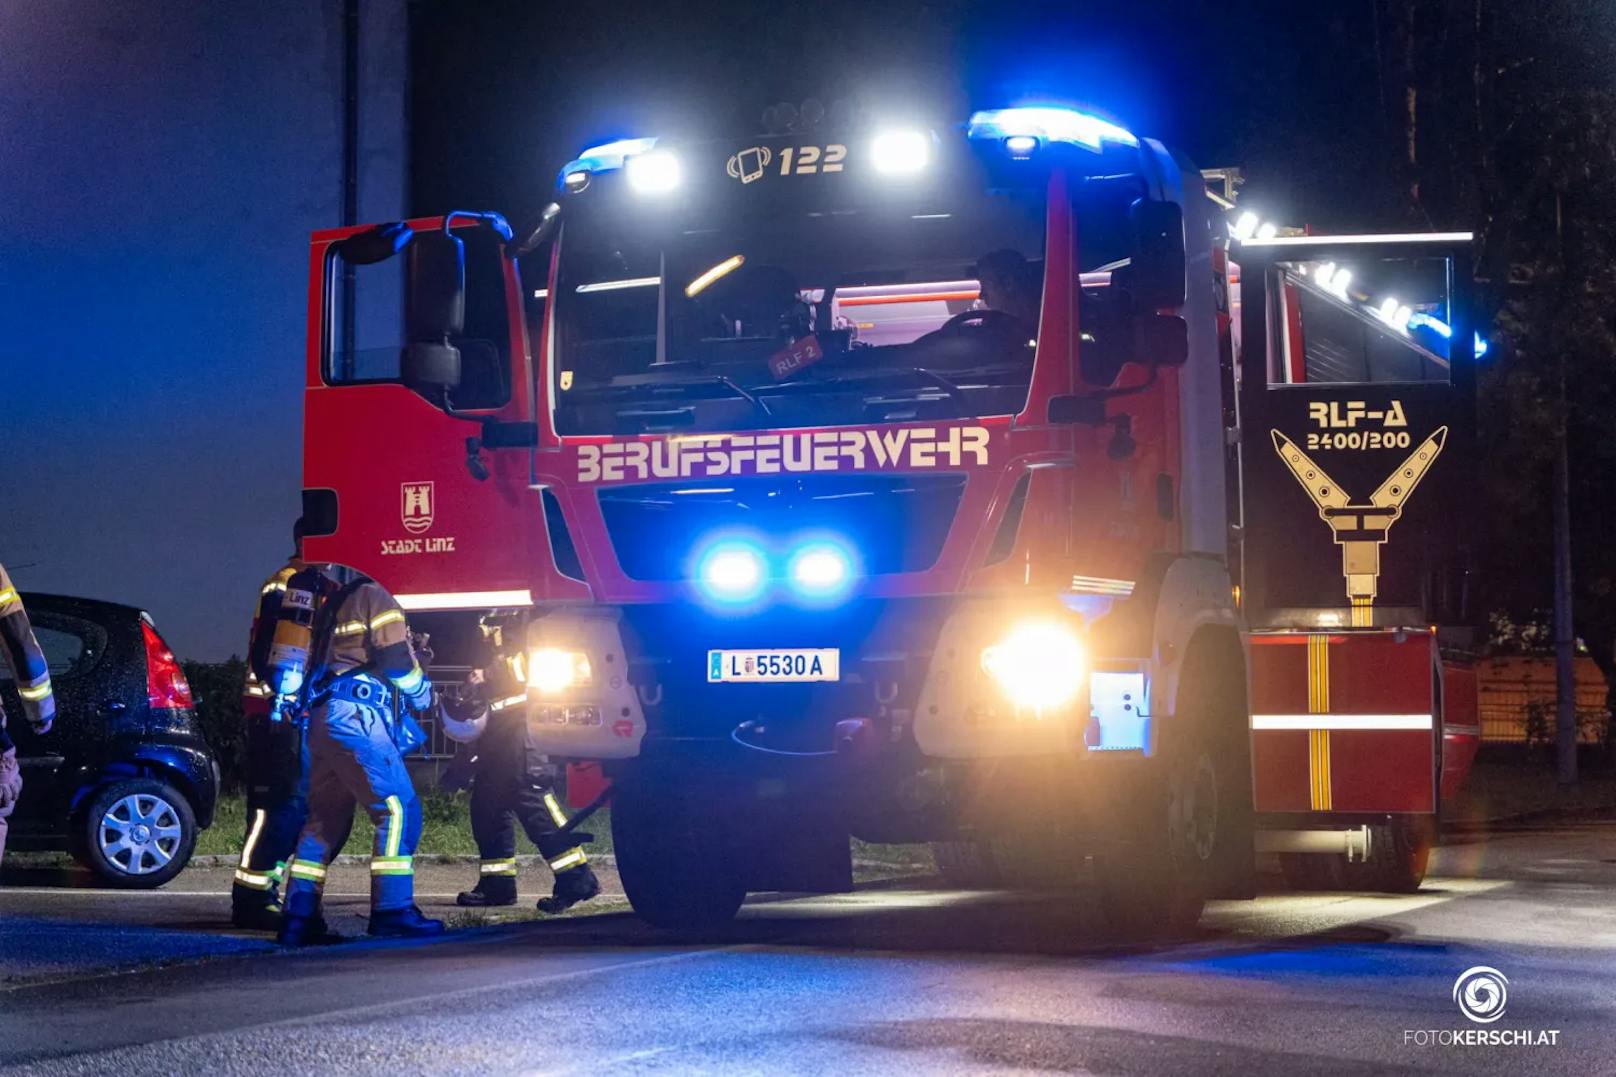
[1348,817,1435,894]
[1093,638,1251,940]
[612,771,745,929]
[79,778,196,889]
[930,840,1002,887]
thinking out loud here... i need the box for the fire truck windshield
[550,186,1050,434]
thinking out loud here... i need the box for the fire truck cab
[300,104,1479,933]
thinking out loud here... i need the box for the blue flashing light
[1406,311,1452,338]
[787,541,856,602]
[967,106,1137,153]
[695,540,768,605]
[558,136,657,188]
[1407,312,1489,357]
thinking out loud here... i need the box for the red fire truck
[299,104,1481,933]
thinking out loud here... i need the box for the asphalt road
[2,821,1614,1075]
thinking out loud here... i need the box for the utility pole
[1553,361,1577,786]
[1550,186,1577,786]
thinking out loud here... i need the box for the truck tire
[78,778,197,889]
[1278,853,1344,891]
[1093,636,1252,940]
[930,840,1002,887]
[612,770,746,929]
[1346,817,1434,894]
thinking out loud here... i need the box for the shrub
[183,657,249,791]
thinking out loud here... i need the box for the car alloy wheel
[98,792,183,875]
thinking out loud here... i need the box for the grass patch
[198,791,614,859]
[851,837,933,869]
[198,791,930,879]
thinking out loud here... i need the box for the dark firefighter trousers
[471,711,588,881]
[284,698,422,915]
[231,710,309,909]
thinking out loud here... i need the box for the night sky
[4,1,1604,659]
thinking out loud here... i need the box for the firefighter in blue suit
[0,562,55,869]
[231,524,320,930]
[275,569,444,945]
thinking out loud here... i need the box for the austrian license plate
[707,648,841,683]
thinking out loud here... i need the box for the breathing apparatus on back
[264,565,332,722]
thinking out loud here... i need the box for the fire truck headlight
[528,648,593,696]
[871,129,931,175]
[980,621,1086,710]
[626,149,681,194]
[695,540,768,604]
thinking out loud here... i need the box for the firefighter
[274,567,444,945]
[972,248,1041,327]
[0,562,55,869]
[451,635,600,913]
[230,522,319,930]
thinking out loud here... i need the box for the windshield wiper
[772,365,978,420]
[569,373,774,424]
[899,367,974,419]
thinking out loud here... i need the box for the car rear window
[0,611,107,683]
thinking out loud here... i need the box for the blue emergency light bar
[559,136,658,187]
[1408,312,1491,358]
[966,106,1138,152]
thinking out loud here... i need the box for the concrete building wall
[0,1,406,658]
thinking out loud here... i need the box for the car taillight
[142,621,193,710]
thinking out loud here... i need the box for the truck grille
[597,473,967,581]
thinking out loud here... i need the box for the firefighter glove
[0,748,20,814]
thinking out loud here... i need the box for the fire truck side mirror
[406,232,466,342]
[1133,314,1188,366]
[401,231,467,395]
[401,342,462,393]
[1126,199,1187,310]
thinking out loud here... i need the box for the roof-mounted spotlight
[871,129,932,175]
[626,149,681,194]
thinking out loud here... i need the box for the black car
[1,594,217,887]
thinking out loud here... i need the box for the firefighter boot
[368,905,445,938]
[456,874,518,907]
[231,896,284,933]
[536,865,601,915]
[276,913,336,947]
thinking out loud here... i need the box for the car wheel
[612,769,745,929]
[80,778,196,888]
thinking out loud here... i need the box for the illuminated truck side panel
[1249,632,1436,814]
